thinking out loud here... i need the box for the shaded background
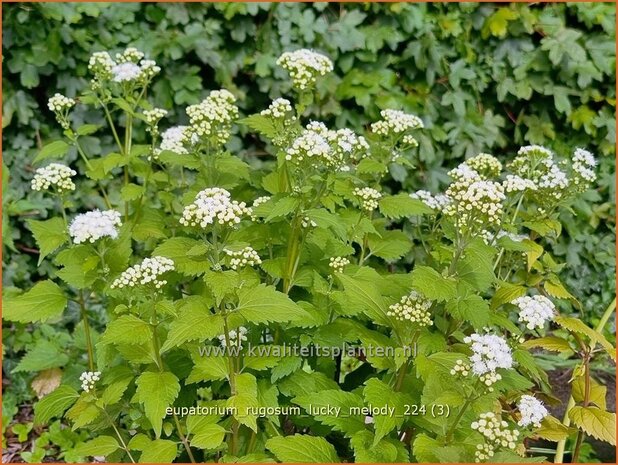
[2,2,616,461]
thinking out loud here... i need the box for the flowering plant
[4,46,615,463]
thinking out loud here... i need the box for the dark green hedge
[3,1,616,322]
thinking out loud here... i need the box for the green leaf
[34,385,79,425]
[74,436,120,457]
[187,353,228,383]
[572,376,607,410]
[337,274,391,326]
[190,423,226,450]
[33,140,70,163]
[238,114,278,139]
[226,373,259,431]
[204,270,239,305]
[446,295,490,330]
[236,284,307,324]
[153,237,211,276]
[456,239,495,292]
[363,378,407,444]
[491,282,526,309]
[379,194,433,219]
[66,396,100,429]
[139,440,178,462]
[410,266,457,302]
[27,218,68,264]
[555,316,616,360]
[266,435,340,463]
[3,280,67,323]
[13,340,69,372]
[76,124,101,136]
[100,314,153,346]
[264,196,300,222]
[521,336,573,353]
[161,299,222,352]
[135,371,181,438]
[120,183,144,201]
[368,230,411,261]
[294,390,365,436]
[535,416,570,442]
[569,406,616,445]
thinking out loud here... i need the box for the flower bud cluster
[180,188,249,228]
[517,395,549,428]
[261,98,295,120]
[471,412,520,454]
[464,333,513,375]
[250,196,271,220]
[463,153,503,178]
[571,147,597,189]
[69,210,122,244]
[502,175,537,193]
[450,359,471,377]
[80,371,101,393]
[511,295,555,330]
[302,216,317,228]
[88,48,160,87]
[185,89,238,145]
[224,247,262,270]
[329,256,350,273]
[218,326,248,348]
[110,256,175,290]
[410,190,452,212]
[144,108,168,134]
[31,163,76,193]
[47,93,76,129]
[371,109,424,137]
[387,291,433,326]
[276,49,333,90]
[479,372,502,391]
[402,134,419,147]
[353,187,382,211]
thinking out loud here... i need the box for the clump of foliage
[2,44,615,463]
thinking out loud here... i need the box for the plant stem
[78,290,95,371]
[445,396,473,443]
[100,101,124,153]
[74,141,112,208]
[493,194,525,272]
[222,314,240,456]
[102,409,136,463]
[123,113,133,220]
[173,413,197,463]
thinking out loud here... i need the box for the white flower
[410,190,452,212]
[180,188,249,228]
[79,371,101,393]
[463,153,503,178]
[155,125,196,157]
[224,247,261,270]
[286,127,331,164]
[69,210,122,244]
[571,147,597,187]
[517,145,553,159]
[47,93,75,112]
[503,175,537,193]
[31,163,76,193]
[371,109,424,136]
[249,196,271,221]
[471,412,520,451]
[387,291,432,326]
[517,395,548,428]
[110,256,174,290]
[448,163,482,182]
[444,177,505,230]
[402,134,419,147]
[475,443,495,462]
[464,333,513,375]
[115,47,144,63]
[139,59,161,79]
[88,51,115,78]
[144,108,168,126]
[276,49,333,90]
[353,187,382,211]
[185,89,238,145]
[450,359,471,377]
[329,256,350,273]
[538,161,569,192]
[261,98,294,119]
[219,326,248,348]
[111,62,143,82]
[512,295,555,330]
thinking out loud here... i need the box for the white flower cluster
[329,256,350,273]
[444,177,505,230]
[479,372,502,391]
[249,196,271,221]
[448,163,481,182]
[261,98,295,120]
[47,93,76,129]
[450,359,471,377]
[402,134,419,147]
[474,443,495,463]
[471,412,520,456]
[31,163,76,193]
[509,145,569,201]
[69,210,122,244]
[537,159,569,196]
[180,188,249,228]
[185,89,238,145]
[218,326,248,348]
[502,174,537,193]
[387,291,433,326]
[410,190,452,212]
[517,395,548,428]
[353,187,382,211]
[571,147,597,188]
[285,122,368,167]
[463,153,503,178]
[224,247,262,270]
[89,48,160,87]
[464,333,513,375]
[276,49,333,90]
[371,109,424,137]
[47,93,75,112]
[512,295,555,330]
[110,256,174,290]
[154,125,197,158]
[144,108,168,133]
[80,371,101,393]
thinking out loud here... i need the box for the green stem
[445,396,473,443]
[173,413,197,463]
[493,194,525,272]
[78,290,95,371]
[123,113,133,220]
[102,409,136,463]
[554,298,615,463]
[222,314,240,456]
[74,141,112,208]
[101,101,124,153]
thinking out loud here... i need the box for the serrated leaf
[363,378,407,444]
[74,436,119,457]
[294,390,365,436]
[446,295,490,330]
[456,238,495,292]
[410,266,457,302]
[236,284,307,324]
[34,385,79,425]
[569,406,616,445]
[100,314,153,346]
[227,373,259,432]
[13,339,69,372]
[76,124,101,136]
[3,280,67,323]
[535,415,570,442]
[161,301,222,353]
[367,230,411,260]
[379,194,433,219]
[120,183,144,201]
[555,316,616,360]
[238,114,278,139]
[190,423,226,450]
[521,336,573,353]
[139,439,178,462]
[266,434,340,463]
[33,140,70,163]
[572,376,607,410]
[337,274,391,326]
[153,237,211,276]
[31,368,63,398]
[204,270,239,305]
[135,371,180,438]
[27,218,68,264]
[491,282,526,309]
